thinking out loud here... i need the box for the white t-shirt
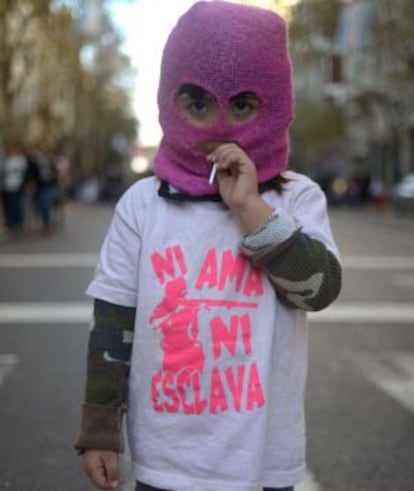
[1,155,27,191]
[86,171,339,491]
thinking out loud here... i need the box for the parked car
[392,174,414,212]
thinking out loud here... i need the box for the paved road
[0,202,413,491]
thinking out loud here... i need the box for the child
[75,2,342,491]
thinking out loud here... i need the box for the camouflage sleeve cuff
[239,209,341,312]
[240,208,300,262]
[74,403,126,455]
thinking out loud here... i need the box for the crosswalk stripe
[309,303,414,323]
[0,303,92,323]
[0,302,413,324]
[1,253,414,269]
[0,253,97,268]
[342,256,414,270]
[347,351,414,413]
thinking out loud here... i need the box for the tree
[289,0,414,183]
[0,0,138,182]
[0,0,50,138]
[68,7,137,177]
[370,0,414,136]
[290,96,345,172]
[285,1,345,173]
[289,0,342,65]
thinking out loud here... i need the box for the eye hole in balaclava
[228,92,261,124]
[176,84,261,127]
[176,83,219,126]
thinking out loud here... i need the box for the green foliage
[289,0,342,64]
[290,96,345,172]
[372,0,414,81]
[287,1,344,168]
[292,97,344,143]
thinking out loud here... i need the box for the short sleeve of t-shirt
[86,188,140,307]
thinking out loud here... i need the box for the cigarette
[208,164,217,185]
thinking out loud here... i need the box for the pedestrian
[75,2,342,491]
[0,142,28,236]
[26,146,57,235]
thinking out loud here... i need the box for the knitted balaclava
[152,0,294,197]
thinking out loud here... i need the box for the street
[0,202,413,491]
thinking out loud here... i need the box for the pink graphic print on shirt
[150,277,206,374]
[150,245,265,415]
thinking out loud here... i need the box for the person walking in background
[26,146,57,235]
[0,142,28,236]
[75,2,342,490]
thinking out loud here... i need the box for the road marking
[0,302,413,324]
[347,351,414,413]
[0,302,92,323]
[1,253,414,270]
[342,256,414,270]
[310,303,414,323]
[0,354,19,386]
[0,253,97,268]
[333,219,414,248]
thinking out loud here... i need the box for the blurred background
[1,0,413,215]
[0,1,413,491]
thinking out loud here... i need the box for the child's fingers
[82,451,120,490]
[102,452,121,488]
[83,454,108,488]
[211,147,242,170]
[208,142,238,165]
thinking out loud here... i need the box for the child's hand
[208,143,258,211]
[208,143,272,233]
[82,449,121,490]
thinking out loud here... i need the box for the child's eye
[232,100,253,115]
[176,94,209,118]
[176,91,218,125]
[188,99,208,114]
[228,92,260,122]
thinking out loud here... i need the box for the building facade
[325,0,414,191]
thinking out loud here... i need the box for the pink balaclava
[152,1,294,197]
